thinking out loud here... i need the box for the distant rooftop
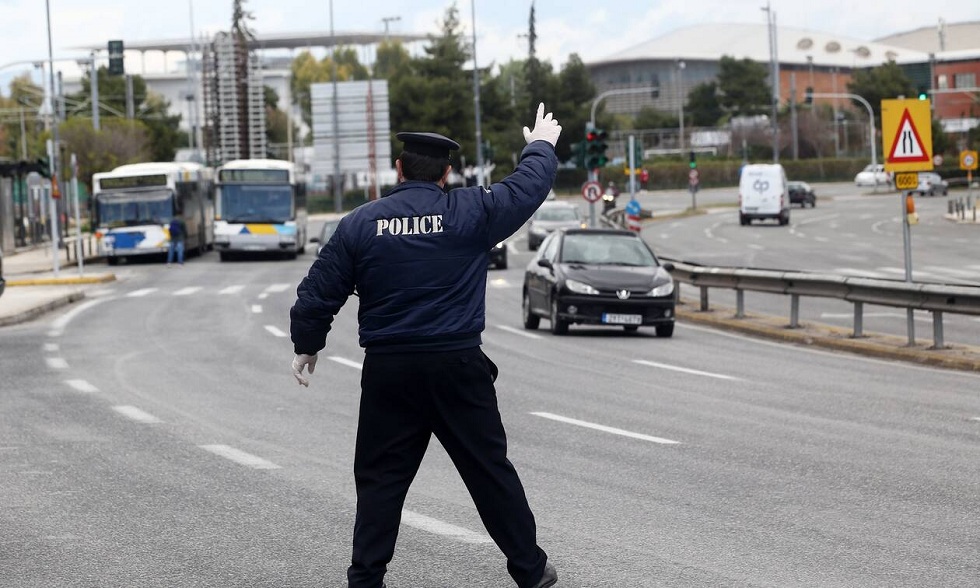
[73,30,429,54]
[875,21,980,54]
[591,22,929,68]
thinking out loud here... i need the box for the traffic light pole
[589,86,661,130]
[808,91,877,189]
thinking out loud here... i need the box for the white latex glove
[291,353,318,387]
[522,102,562,147]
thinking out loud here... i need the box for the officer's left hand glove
[291,353,318,387]
[522,102,562,147]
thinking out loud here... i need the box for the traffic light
[108,40,124,75]
[585,128,608,169]
[688,150,697,169]
[36,157,50,178]
[804,86,813,105]
[481,139,494,162]
[631,140,644,167]
[917,86,928,100]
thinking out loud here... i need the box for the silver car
[527,201,585,250]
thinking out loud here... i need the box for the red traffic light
[586,131,597,141]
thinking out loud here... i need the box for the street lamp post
[762,2,779,162]
[329,0,342,213]
[676,60,686,152]
[45,0,60,276]
[470,0,485,186]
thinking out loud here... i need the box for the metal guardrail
[664,260,980,349]
[601,206,980,349]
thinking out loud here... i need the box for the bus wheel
[107,256,118,266]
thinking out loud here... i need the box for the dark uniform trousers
[347,347,548,588]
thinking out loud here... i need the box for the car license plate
[603,313,642,325]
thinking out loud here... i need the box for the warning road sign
[882,99,933,173]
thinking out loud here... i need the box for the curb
[676,303,980,373]
[0,290,87,328]
[7,274,117,287]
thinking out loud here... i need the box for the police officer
[289,103,561,588]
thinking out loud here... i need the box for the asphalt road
[3,219,980,587]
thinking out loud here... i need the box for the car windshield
[320,221,340,242]
[535,207,578,221]
[560,234,656,266]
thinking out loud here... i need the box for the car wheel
[550,296,568,335]
[655,323,674,338]
[810,197,816,208]
[522,290,540,330]
[739,213,748,226]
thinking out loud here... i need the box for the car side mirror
[537,258,553,270]
[662,262,675,272]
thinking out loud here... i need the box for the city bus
[92,162,215,265]
[213,159,308,261]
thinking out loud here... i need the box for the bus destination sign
[98,174,169,190]
[218,169,290,183]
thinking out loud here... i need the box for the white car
[854,164,891,187]
[911,172,948,197]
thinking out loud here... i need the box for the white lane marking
[970,417,980,422]
[400,509,492,544]
[173,286,202,296]
[264,325,288,337]
[496,325,543,340]
[113,405,162,424]
[65,379,98,393]
[633,359,739,381]
[46,357,68,370]
[264,283,291,293]
[833,268,890,279]
[199,444,280,469]
[878,267,937,278]
[814,236,829,243]
[219,285,245,295]
[329,356,363,370]
[251,305,263,313]
[126,288,157,297]
[870,221,892,234]
[923,266,980,280]
[49,297,110,336]
[747,243,764,250]
[532,412,680,445]
[44,343,59,352]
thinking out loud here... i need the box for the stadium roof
[590,23,929,69]
[875,21,980,53]
[73,31,429,54]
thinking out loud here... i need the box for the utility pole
[762,2,779,162]
[45,0,60,276]
[470,0,485,186]
[329,0,342,213]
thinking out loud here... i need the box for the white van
[739,163,790,226]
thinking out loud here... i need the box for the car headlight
[648,281,674,297]
[565,279,599,295]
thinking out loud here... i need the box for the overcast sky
[1,0,976,91]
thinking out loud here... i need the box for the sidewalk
[0,244,115,327]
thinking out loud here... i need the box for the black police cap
[396,132,460,160]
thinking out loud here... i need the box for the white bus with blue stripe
[92,162,215,265]
[213,159,308,261]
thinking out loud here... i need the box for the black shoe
[531,562,557,588]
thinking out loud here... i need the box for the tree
[2,75,49,159]
[634,106,678,130]
[58,117,152,186]
[686,81,724,126]
[716,56,771,116]
[374,40,411,80]
[846,61,914,126]
[68,67,184,161]
[264,85,295,153]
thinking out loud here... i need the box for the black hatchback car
[787,181,816,208]
[522,228,676,337]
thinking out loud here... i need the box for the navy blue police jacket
[290,140,558,355]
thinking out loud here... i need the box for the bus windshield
[97,190,174,228]
[219,184,293,223]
